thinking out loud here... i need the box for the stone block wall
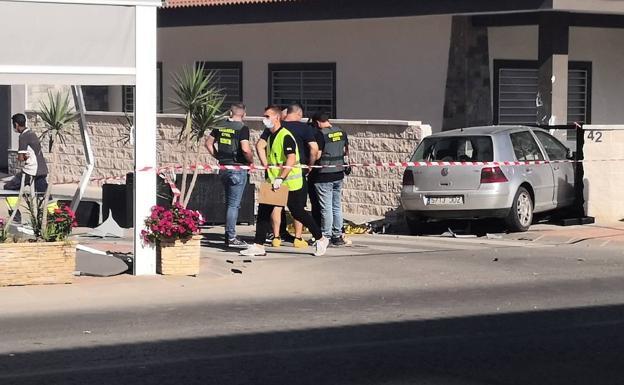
[17,113,428,217]
[582,125,624,223]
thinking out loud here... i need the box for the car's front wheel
[505,187,533,232]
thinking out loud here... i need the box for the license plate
[426,196,464,205]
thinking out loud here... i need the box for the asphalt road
[2,240,624,385]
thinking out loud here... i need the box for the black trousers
[255,187,322,245]
[308,180,322,228]
[278,178,317,236]
[25,174,48,193]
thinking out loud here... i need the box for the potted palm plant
[171,65,226,207]
[38,91,77,236]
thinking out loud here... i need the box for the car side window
[533,131,569,160]
[510,131,545,161]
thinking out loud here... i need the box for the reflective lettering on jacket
[216,121,245,165]
[266,128,303,191]
[319,126,346,174]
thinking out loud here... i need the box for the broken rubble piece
[86,210,124,238]
[442,228,477,238]
[486,233,503,239]
[75,245,130,277]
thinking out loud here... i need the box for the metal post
[70,85,94,213]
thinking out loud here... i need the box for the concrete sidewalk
[504,222,624,247]
[2,220,623,318]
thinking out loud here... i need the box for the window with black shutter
[122,62,163,113]
[197,62,243,109]
[269,63,336,117]
[493,60,591,127]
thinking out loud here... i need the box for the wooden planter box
[0,241,76,286]
[157,235,201,276]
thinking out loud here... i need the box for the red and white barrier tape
[158,168,182,204]
[138,158,624,173]
[55,157,624,187]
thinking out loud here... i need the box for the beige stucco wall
[158,15,452,131]
[488,25,624,125]
[569,27,624,124]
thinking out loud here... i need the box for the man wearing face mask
[241,106,329,257]
[256,102,319,248]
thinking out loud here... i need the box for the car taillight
[402,170,414,186]
[480,167,508,183]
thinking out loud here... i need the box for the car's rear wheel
[405,214,425,235]
[505,187,533,232]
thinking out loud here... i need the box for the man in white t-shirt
[11,113,49,193]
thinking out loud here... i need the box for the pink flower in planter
[142,205,203,244]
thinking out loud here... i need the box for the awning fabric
[0,1,136,85]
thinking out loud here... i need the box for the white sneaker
[240,244,266,257]
[314,237,330,256]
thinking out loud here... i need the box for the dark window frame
[122,61,163,113]
[122,84,134,113]
[268,62,337,118]
[493,59,592,125]
[196,61,244,107]
[157,61,163,113]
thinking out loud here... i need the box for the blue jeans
[219,169,248,240]
[314,179,344,239]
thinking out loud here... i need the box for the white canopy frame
[0,0,160,275]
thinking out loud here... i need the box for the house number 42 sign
[587,130,603,143]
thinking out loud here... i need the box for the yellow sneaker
[271,237,282,248]
[293,238,308,248]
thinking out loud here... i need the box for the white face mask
[262,117,275,129]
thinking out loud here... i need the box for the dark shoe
[331,236,346,247]
[226,238,248,249]
[280,232,296,243]
[265,233,275,243]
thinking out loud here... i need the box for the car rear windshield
[410,136,494,162]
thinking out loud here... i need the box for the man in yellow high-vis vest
[241,106,329,257]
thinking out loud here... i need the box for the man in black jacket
[206,103,253,248]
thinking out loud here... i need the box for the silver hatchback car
[401,126,576,233]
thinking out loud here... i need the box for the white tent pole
[133,5,157,275]
[70,85,94,213]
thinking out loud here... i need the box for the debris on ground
[486,233,504,239]
[344,221,372,235]
[440,228,477,238]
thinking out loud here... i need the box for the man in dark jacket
[206,103,253,248]
[309,111,349,246]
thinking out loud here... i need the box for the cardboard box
[258,182,289,206]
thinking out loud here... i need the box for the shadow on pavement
[2,303,624,385]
